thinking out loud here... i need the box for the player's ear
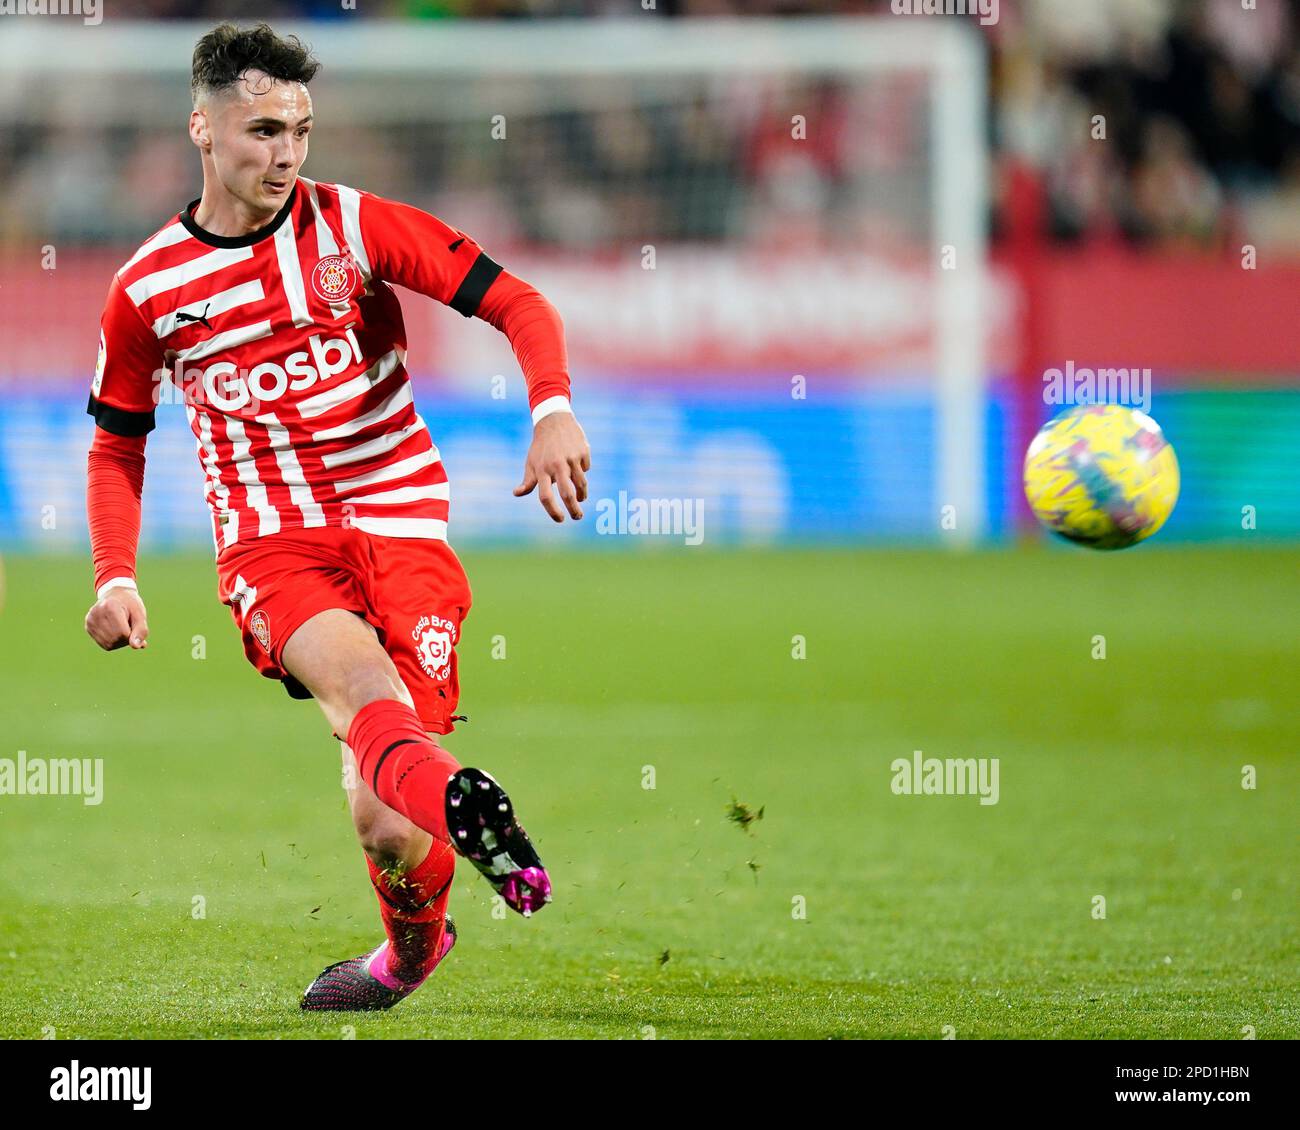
[189,107,212,152]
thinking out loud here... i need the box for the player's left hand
[514,412,590,522]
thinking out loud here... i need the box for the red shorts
[215,526,473,734]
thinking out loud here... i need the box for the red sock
[367,840,456,984]
[347,699,461,843]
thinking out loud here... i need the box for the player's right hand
[85,586,149,651]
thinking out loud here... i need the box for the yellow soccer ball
[1023,404,1180,550]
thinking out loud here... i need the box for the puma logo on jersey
[175,304,213,331]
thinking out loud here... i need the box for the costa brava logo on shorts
[311,254,361,303]
[412,614,456,681]
[195,328,365,411]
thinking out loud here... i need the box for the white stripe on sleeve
[120,223,190,274]
[274,219,314,328]
[334,183,372,279]
[302,179,340,258]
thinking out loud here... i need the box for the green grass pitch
[0,546,1295,1039]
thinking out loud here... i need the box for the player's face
[199,70,313,216]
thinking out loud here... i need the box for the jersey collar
[180,184,298,248]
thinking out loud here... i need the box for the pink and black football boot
[445,768,552,916]
[300,918,457,1012]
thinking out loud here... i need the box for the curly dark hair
[191,22,320,105]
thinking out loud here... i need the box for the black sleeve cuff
[448,252,504,318]
[87,394,156,437]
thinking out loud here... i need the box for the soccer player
[82,23,590,1011]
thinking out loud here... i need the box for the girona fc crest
[250,610,271,654]
[310,255,360,303]
[412,613,456,681]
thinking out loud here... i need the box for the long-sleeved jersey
[87,178,570,577]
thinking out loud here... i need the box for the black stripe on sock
[371,868,453,913]
[370,879,404,912]
[371,738,420,796]
[448,252,503,318]
[408,875,455,914]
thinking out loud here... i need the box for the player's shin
[346,699,460,843]
[366,840,456,987]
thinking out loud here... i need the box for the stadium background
[1,0,1298,548]
[0,2,1296,1040]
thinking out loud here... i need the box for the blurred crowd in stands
[989,0,1300,253]
[2,0,1297,255]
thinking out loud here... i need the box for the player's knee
[354,809,423,864]
[342,667,414,724]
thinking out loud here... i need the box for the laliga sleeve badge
[311,255,361,304]
[92,330,107,396]
[250,609,272,654]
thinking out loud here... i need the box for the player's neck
[191,184,282,239]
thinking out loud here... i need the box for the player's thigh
[281,608,412,732]
[216,529,367,693]
[366,538,473,736]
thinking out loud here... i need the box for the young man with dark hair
[83,22,590,1011]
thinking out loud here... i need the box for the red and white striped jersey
[89,178,539,554]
